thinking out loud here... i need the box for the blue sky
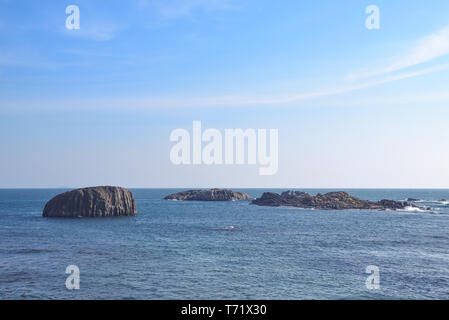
[1,0,449,188]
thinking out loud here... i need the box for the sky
[1,0,449,188]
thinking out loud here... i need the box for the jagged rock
[280,190,310,198]
[164,188,252,201]
[43,186,137,218]
[406,198,420,202]
[250,192,290,207]
[377,199,408,210]
[252,190,414,211]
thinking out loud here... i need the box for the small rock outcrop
[377,199,408,210]
[43,186,137,217]
[252,191,415,211]
[281,190,310,198]
[164,188,252,201]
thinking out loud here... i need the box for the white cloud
[348,25,449,80]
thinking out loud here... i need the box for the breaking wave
[398,206,434,213]
[404,199,449,206]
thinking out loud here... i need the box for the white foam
[221,226,237,230]
[398,206,431,213]
[420,200,449,205]
[405,199,449,205]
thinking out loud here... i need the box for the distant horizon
[1,186,449,190]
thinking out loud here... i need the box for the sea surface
[0,188,448,300]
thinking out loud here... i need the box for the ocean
[0,188,448,300]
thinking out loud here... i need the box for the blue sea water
[0,188,448,300]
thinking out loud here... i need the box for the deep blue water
[0,188,448,300]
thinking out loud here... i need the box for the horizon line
[1,187,449,190]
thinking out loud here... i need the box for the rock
[164,188,252,201]
[252,190,413,211]
[406,198,420,202]
[43,186,137,218]
[377,199,408,210]
[280,190,310,198]
[251,192,290,207]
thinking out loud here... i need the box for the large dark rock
[252,190,414,211]
[164,188,252,201]
[43,186,137,218]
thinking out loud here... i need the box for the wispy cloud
[348,25,449,80]
[3,62,448,112]
[3,19,449,111]
[0,52,68,70]
[128,63,449,107]
[62,21,121,41]
[138,0,237,20]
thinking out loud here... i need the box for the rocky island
[164,188,252,201]
[43,186,137,218]
[252,190,419,210]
